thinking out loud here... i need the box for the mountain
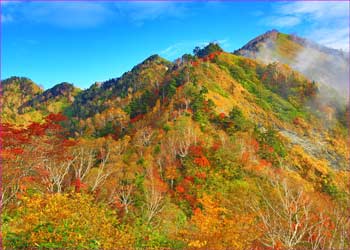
[1,78,80,124]
[1,77,43,123]
[68,54,172,119]
[19,82,80,114]
[234,30,350,98]
[2,39,349,249]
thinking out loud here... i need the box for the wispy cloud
[261,16,301,28]
[10,2,113,28]
[1,1,191,28]
[115,1,190,24]
[261,1,349,51]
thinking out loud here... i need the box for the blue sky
[1,1,349,89]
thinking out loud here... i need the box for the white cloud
[24,2,114,28]
[0,1,190,28]
[278,1,349,20]
[309,27,349,51]
[261,1,350,51]
[262,16,301,27]
[115,1,189,24]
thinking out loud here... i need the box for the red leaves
[191,60,200,67]
[176,185,185,193]
[261,72,269,82]
[2,113,76,203]
[196,172,207,179]
[193,207,202,216]
[189,145,210,167]
[219,112,226,119]
[208,53,216,61]
[153,89,160,95]
[184,176,194,183]
[259,159,272,168]
[27,122,46,136]
[73,178,87,193]
[130,114,144,124]
[45,113,67,123]
[114,199,124,210]
[12,148,24,155]
[194,156,210,167]
[189,145,203,157]
[62,139,77,147]
[211,141,221,151]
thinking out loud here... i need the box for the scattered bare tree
[251,179,325,250]
[144,167,167,224]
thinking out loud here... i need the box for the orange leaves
[184,176,195,183]
[45,112,67,123]
[195,172,207,179]
[259,159,272,168]
[27,122,46,136]
[176,185,185,193]
[114,198,124,210]
[218,112,226,119]
[193,207,202,216]
[211,141,221,151]
[181,194,256,249]
[191,60,200,67]
[189,145,203,157]
[242,151,250,163]
[189,145,210,167]
[73,178,87,193]
[194,156,210,167]
[250,139,260,151]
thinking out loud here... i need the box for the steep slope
[68,54,172,119]
[234,30,350,98]
[2,43,350,249]
[63,43,348,170]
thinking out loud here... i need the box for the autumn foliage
[2,43,349,249]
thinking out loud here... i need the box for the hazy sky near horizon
[1,1,349,89]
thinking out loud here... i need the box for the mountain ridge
[2,31,349,249]
[234,30,350,97]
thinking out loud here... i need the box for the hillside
[1,78,81,124]
[1,40,349,249]
[234,30,350,99]
[1,77,43,124]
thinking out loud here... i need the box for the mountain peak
[18,82,80,113]
[234,30,349,97]
[234,30,281,54]
[193,42,224,58]
[1,76,43,95]
[144,54,162,62]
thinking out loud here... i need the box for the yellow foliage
[4,192,134,249]
[180,194,256,249]
[289,145,329,181]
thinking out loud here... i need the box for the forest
[1,41,349,249]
